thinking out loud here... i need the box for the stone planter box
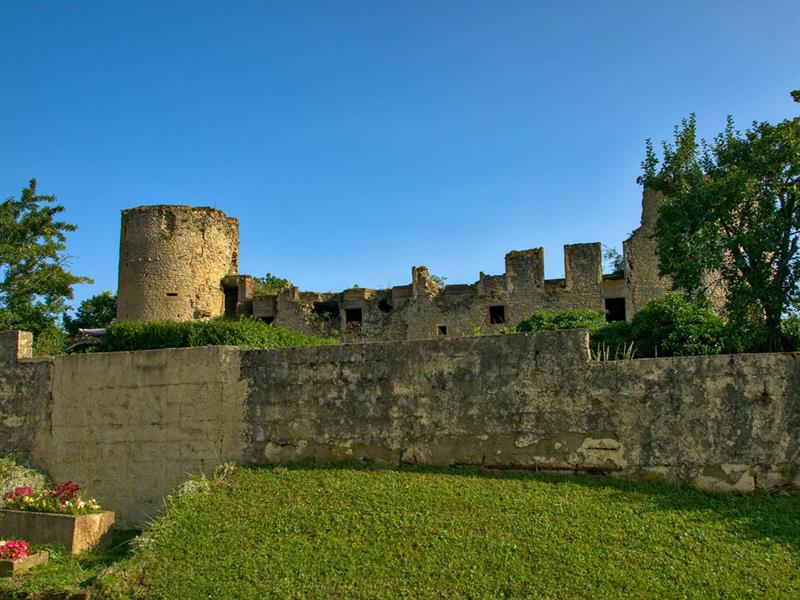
[0,510,114,554]
[0,551,49,576]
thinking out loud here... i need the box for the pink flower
[0,540,29,560]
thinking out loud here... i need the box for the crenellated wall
[0,330,798,528]
[115,188,673,341]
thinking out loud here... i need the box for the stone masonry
[116,189,675,341]
[0,330,797,528]
[117,205,239,322]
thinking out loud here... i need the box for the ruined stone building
[116,188,673,341]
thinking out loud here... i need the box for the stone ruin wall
[249,243,632,342]
[624,188,674,314]
[117,205,239,322]
[0,330,798,528]
[112,189,676,342]
[237,190,668,341]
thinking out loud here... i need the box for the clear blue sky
[1,1,798,306]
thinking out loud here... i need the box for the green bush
[32,325,68,356]
[0,456,48,504]
[515,309,635,359]
[515,309,607,333]
[101,318,337,352]
[591,321,634,358]
[782,316,800,352]
[630,294,725,357]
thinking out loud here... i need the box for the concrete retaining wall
[0,330,797,528]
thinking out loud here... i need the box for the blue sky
[1,1,798,306]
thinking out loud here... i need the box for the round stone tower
[116,205,239,322]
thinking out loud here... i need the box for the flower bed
[4,481,101,515]
[0,539,48,576]
[0,481,113,554]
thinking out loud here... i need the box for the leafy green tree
[63,291,117,336]
[429,274,448,288]
[0,179,90,353]
[639,111,800,350]
[602,245,624,276]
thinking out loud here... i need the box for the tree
[602,245,624,276]
[639,112,800,350]
[63,291,117,336]
[0,180,90,352]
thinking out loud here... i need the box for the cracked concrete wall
[0,330,798,528]
[32,346,247,529]
[241,331,800,494]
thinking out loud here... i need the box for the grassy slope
[97,464,800,600]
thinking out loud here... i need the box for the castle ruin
[116,188,672,340]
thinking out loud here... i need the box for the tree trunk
[765,307,784,352]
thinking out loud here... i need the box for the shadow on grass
[70,529,140,587]
[245,459,800,552]
[0,529,141,599]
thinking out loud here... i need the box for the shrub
[515,309,636,359]
[515,309,607,333]
[0,457,47,507]
[590,321,634,359]
[101,317,337,352]
[782,316,800,352]
[630,294,725,357]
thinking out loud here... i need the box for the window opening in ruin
[378,299,393,313]
[313,301,340,324]
[260,316,275,325]
[438,325,447,336]
[345,308,363,324]
[605,298,626,322]
[223,286,238,318]
[166,292,178,297]
[489,305,506,324]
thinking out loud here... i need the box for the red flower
[0,540,29,560]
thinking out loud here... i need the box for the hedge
[101,318,337,352]
[515,309,607,334]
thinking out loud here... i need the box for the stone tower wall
[117,205,239,322]
[623,188,673,315]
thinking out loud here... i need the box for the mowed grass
[97,463,800,599]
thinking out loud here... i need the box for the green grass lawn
[4,463,799,599]
[95,464,799,599]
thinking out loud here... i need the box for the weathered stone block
[0,331,32,364]
[0,551,48,576]
[0,510,114,554]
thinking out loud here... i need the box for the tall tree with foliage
[639,98,800,350]
[63,291,117,336]
[0,180,91,352]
